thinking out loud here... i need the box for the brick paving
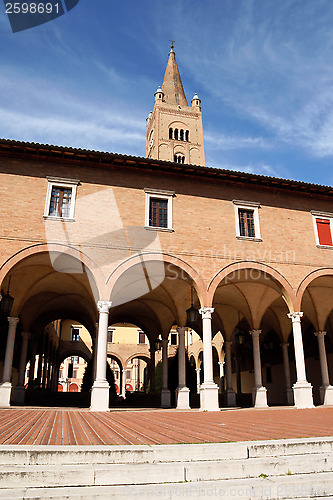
[0,406,332,446]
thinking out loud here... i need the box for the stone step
[0,436,332,466]
[1,472,333,499]
[0,451,332,489]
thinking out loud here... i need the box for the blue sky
[1,0,333,185]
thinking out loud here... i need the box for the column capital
[218,361,225,366]
[225,340,232,346]
[7,316,19,326]
[177,326,187,334]
[199,307,214,319]
[315,331,326,338]
[288,312,303,323]
[21,331,31,340]
[250,329,262,338]
[97,301,112,314]
[195,368,201,373]
[281,342,289,348]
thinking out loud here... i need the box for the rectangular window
[311,211,333,248]
[233,200,261,241]
[149,198,168,228]
[107,328,114,343]
[67,363,73,378]
[44,177,79,220]
[170,332,178,345]
[126,370,131,380]
[49,186,72,217]
[138,331,146,344]
[239,209,255,237]
[144,188,175,231]
[316,219,332,246]
[70,327,80,342]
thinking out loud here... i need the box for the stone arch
[0,243,104,303]
[125,353,150,366]
[106,252,207,306]
[107,353,125,371]
[59,350,91,366]
[207,261,296,311]
[296,268,333,311]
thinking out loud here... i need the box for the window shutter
[316,219,332,246]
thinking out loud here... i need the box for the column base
[90,380,109,412]
[285,388,294,406]
[176,386,190,410]
[0,382,12,407]
[320,385,333,406]
[252,386,268,408]
[161,389,171,408]
[200,382,220,411]
[11,385,26,405]
[292,381,313,409]
[225,389,236,407]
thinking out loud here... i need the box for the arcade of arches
[0,247,332,411]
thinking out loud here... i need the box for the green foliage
[168,349,197,393]
[81,359,117,397]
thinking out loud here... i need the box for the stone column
[250,330,268,407]
[149,345,156,394]
[218,361,225,393]
[12,332,30,404]
[287,312,313,408]
[92,322,99,382]
[161,338,171,408]
[28,342,37,390]
[50,349,58,392]
[315,331,333,405]
[176,327,190,409]
[281,343,293,405]
[195,368,201,394]
[199,308,219,411]
[0,316,19,406]
[46,342,53,389]
[90,301,112,411]
[121,369,126,398]
[36,343,43,389]
[225,341,236,406]
[41,336,49,389]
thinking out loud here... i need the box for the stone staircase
[0,437,333,499]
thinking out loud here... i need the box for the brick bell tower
[146,43,205,166]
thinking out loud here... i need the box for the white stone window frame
[169,331,178,346]
[144,188,175,232]
[311,210,333,249]
[44,176,80,221]
[70,325,82,342]
[233,200,262,241]
[137,330,147,345]
[107,327,115,344]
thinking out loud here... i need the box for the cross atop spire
[162,43,187,106]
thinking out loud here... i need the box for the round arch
[106,252,207,306]
[107,353,124,371]
[208,261,296,311]
[0,243,104,303]
[296,268,333,311]
[125,353,151,366]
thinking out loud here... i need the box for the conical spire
[161,43,188,106]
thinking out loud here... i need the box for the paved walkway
[0,406,333,446]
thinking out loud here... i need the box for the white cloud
[205,131,271,151]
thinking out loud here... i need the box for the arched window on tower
[179,129,184,141]
[169,128,173,139]
[185,130,189,142]
[174,154,185,164]
[174,128,178,140]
